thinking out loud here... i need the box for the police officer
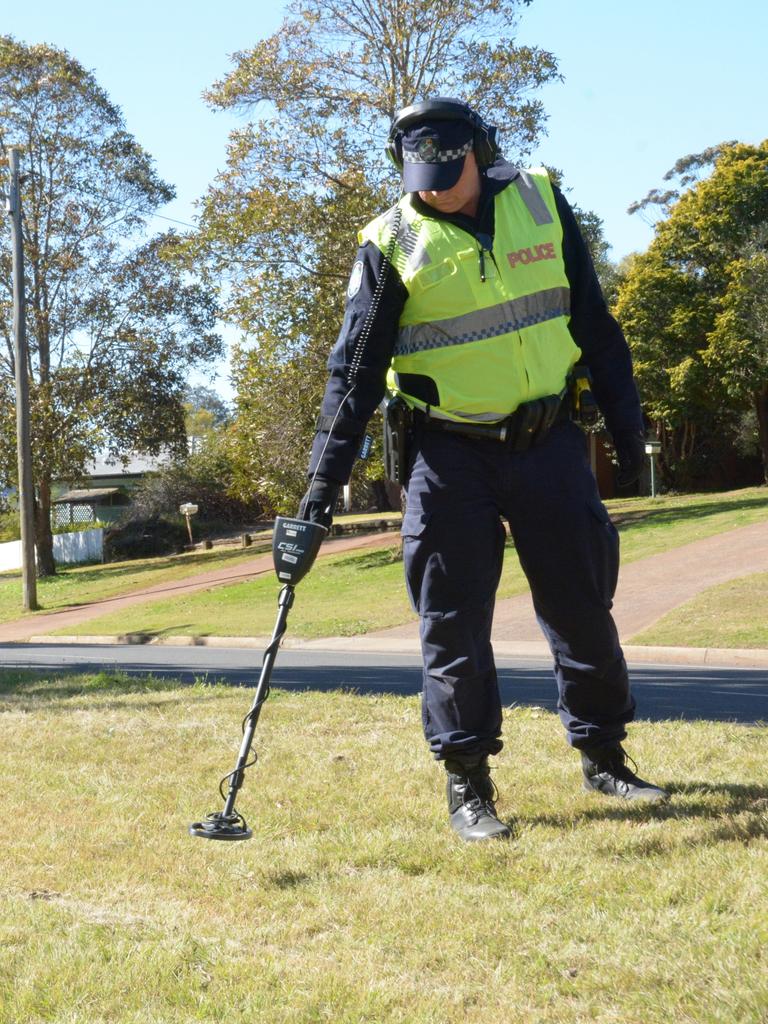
[300,98,668,842]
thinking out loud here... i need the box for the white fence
[0,540,22,573]
[0,528,104,572]
[53,528,104,564]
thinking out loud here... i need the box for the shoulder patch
[347,260,364,299]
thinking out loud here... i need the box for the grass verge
[631,571,768,648]
[0,516,404,627]
[608,485,768,562]
[1,670,766,1023]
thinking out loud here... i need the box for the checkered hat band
[403,140,473,164]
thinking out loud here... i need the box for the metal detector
[189,516,327,840]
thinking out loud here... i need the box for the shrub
[104,516,188,562]
[0,509,19,543]
[129,440,263,527]
[103,438,264,562]
[54,519,108,535]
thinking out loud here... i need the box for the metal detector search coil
[189,516,327,841]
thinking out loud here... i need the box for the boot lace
[597,746,642,793]
[463,772,500,821]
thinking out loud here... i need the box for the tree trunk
[656,420,674,488]
[35,475,56,577]
[755,384,768,484]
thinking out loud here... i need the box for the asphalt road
[1,643,766,724]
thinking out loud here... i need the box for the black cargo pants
[401,419,635,759]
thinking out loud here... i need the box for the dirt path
[0,531,398,643]
[2,518,767,648]
[370,518,768,644]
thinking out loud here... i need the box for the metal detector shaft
[190,516,326,840]
[220,584,294,819]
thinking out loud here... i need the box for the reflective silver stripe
[395,218,431,272]
[394,286,570,356]
[514,171,554,226]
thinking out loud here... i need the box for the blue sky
[519,1,768,256]
[5,0,768,396]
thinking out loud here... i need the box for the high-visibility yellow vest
[360,168,580,423]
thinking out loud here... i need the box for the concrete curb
[25,633,768,668]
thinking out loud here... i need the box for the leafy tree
[128,436,262,527]
[571,206,617,298]
[184,383,231,447]
[181,0,561,510]
[184,384,231,426]
[615,140,768,486]
[0,37,222,574]
[706,236,768,475]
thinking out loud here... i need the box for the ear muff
[385,131,404,170]
[386,98,500,171]
[473,122,499,169]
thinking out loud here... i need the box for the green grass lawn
[1,671,766,1023]
[53,486,768,642]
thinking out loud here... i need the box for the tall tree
[181,0,561,510]
[184,385,231,429]
[706,235,768,477]
[0,37,222,574]
[615,140,768,486]
[184,384,232,451]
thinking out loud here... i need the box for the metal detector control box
[272,516,327,586]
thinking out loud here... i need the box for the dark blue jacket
[309,160,643,484]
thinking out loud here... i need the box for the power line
[150,211,199,230]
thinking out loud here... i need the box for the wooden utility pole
[6,147,38,610]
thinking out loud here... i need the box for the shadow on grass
[266,870,312,889]
[0,669,230,712]
[612,494,768,532]
[526,782,768,840]
[38,565,273,616]
[1,544,266,588]
[320,545,403,572]
[64,625,217,643]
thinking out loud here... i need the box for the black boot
[444,755,511,842]
[581,744,669,803]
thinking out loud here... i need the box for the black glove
[297,475,341,529]
[613,429,646,488]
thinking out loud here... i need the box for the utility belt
[415,393,570,452]
[382,391,569,486]
[382,366,597,485]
